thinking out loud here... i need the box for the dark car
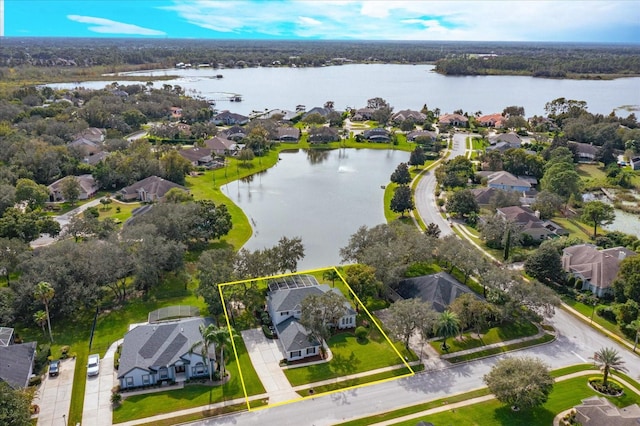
[49,360,60,377]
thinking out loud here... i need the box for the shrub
[29,375,42,386]
[355,326,368,340]
[34,344,51,372]
[574,279,583,290]
[436,198,445,207]
[596,306,617,323]
[567,276,576,287]
[589,377,623,395]
[111,392,122,407]
[60,345,70,359]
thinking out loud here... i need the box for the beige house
[562,244,636,297]
[120,176,189,202]
[496,206,567,241]
[48,174,99,202]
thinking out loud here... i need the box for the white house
[266,275,356,362]
[117,317,215,390]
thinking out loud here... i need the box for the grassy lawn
[283,330,412,387]
[113,337,265,423]
[297,365,420,397]
[95,200,141,223]
[444,333,555,363]
[430,321,538,355]
[335,365,597,426]
[552,217,599,241]
[395,374,640,426]
[561,297,632,341]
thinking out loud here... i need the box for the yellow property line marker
[218,267,417,411]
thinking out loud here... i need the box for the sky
[3,0,640,42]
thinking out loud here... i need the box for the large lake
[221,149,408,270]
[54,64,640,116]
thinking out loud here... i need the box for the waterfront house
[496,206,567,240]
[438,113,468,127]
[363,128,391,142]
[562,244,636,297]
[117,317,214,390]
[392,110,426,124]
[477,113,505,128]
[396,272,480,312]
[267,275,356,362]
[120,176,190,202]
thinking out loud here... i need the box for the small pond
[582,192,640,237]
[221,148,409,270]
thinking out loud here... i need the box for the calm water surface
[54,64,640,116]
[221,149,409,270]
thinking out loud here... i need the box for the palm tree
[191,324,217,382]
[592,347,627,387]
[34,281,54,342]
[211,327,234,378]
[437,310,460,351]
[34,310,47,337]
[323,269,340,287]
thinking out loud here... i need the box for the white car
[87,354,100,376]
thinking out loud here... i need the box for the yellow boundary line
[218,267,416,411]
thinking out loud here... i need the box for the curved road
[187,310,639,426]
[185,134,639,425]
[414,132,469,237]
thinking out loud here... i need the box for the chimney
[618,250,627,261]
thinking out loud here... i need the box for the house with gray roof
[573,396,640,425]
[486,171,531,192]
[407,130,437,143]
[48,174,99,202]
[392,110,426,124]
[562,244,636,297]
[497,205,567,241]
[213,110,249,126]
[0,327,36,389]
[178,147,214,167]
[396,272,479,312]
[363,128,391,142]
[204,136,238,155]
[117,317,214,390]
[276,127,301,142]
[266,276,356,361]
[120,176,189,202]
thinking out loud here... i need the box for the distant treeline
[1,38,639,77]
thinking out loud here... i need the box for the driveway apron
[36,358,75,426]
[241,329,300,404]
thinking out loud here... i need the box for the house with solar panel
[266,275,356,362]
[117,307,215,390]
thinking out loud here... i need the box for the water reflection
[305,149,331,165]
[222,149,409,269]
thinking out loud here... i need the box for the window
[125,377,134,386]
[159,367,169,379]
[193,362,205,375]
[142,375,150,385]
[306,347,315,355]
[291,350,301,358]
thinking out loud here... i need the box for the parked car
[48,360,60,377]
[87,354,100,376]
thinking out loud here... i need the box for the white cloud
[162,0,639,41]
[67,15,165,36]
[298,16,322,26]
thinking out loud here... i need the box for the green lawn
[396,374,640,426]
[95,200,141,223]
[444,333,555,363]
[283,330,412,387]
[297,365,419,397]
[113,336,265,423]
[430,321,538,354]
[335,365,597,426]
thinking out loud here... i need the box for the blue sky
[3,0,640,42]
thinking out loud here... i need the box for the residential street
[183,130,640,426]
[413,132,468,237]
[184,308,640,426]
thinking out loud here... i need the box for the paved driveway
[36,358,75,426]
[82,342,118,426]
[241,328,300,404]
